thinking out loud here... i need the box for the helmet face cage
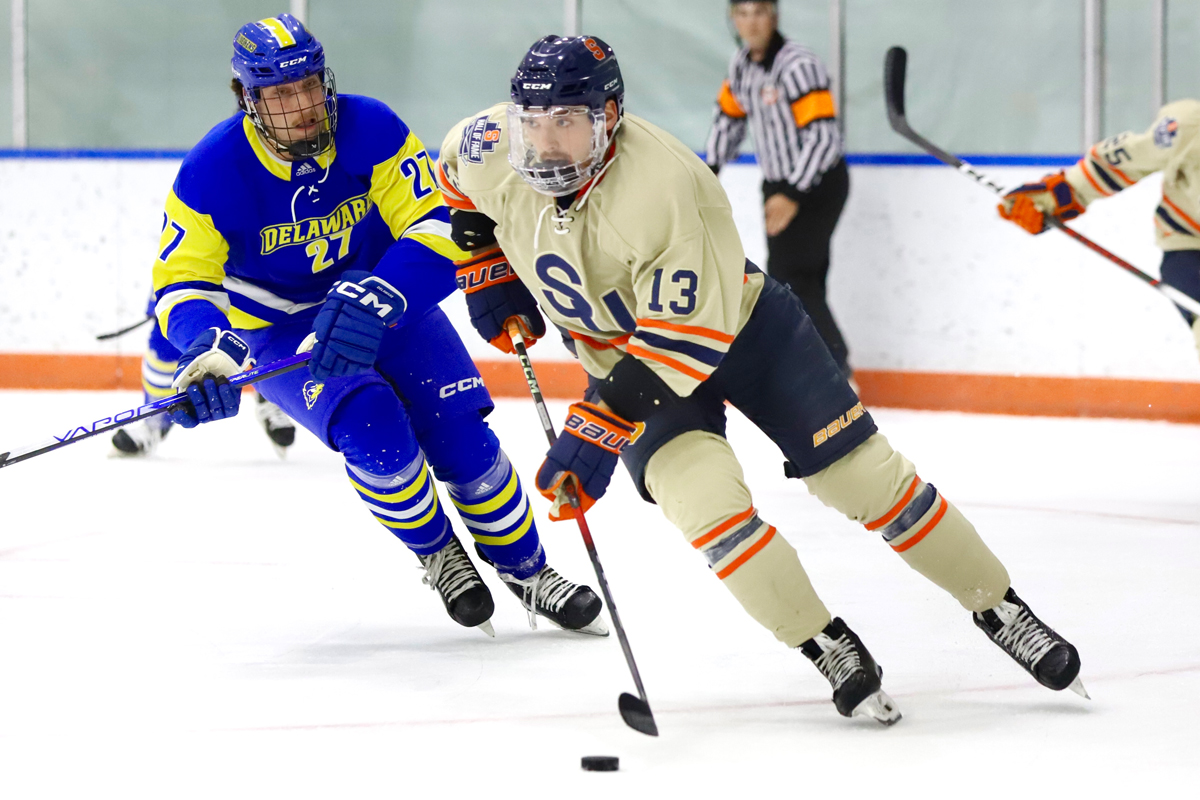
[243,67,338,160]
[506,104,609,197]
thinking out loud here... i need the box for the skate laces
[812,632,863,691]
[990,601,1057,666]
[420,541,481,605]
[505,566,575,630]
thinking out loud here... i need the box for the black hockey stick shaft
[883,45,1200,323]
[506,321,659,737]
[95,315,153,341]
[0,352,311,471]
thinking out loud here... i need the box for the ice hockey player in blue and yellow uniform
[151,14,605,637]
[441,35,1088,722]
[110,290,296,458]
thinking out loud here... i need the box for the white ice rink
[1,390,1198,798]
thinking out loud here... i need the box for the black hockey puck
[581,755,619,772]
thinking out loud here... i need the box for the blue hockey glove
[169,328,252,428]
[455,248,545,354]
[303,271,407,382]
[536,402,643,521]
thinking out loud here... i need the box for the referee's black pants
[763,158,850,375]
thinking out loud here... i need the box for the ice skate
[110,416,171,457]
[800,617,902,725]
[501,564,608,636]
[974,587,1087,697]
[418,535,496,637]
[254,393,296,458]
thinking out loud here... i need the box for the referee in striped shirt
[706,0,852,377]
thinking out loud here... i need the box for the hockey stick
[0,352,311,471]
[883,45,1200,324]
[95,315,153,341]
[505,321,659,738]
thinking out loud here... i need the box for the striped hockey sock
[447,451,545,580]
[347,453,453,555]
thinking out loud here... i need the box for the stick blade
[618,692,659,737]
[884,45,908,130]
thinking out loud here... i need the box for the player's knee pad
[346,448,452,555]
[446,449,543,579]
[417,411,501,486]
[804,433,1009,612]
[329,383,421,477]
[644,431,830,646]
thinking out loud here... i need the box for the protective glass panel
[844,0,1083,154]
[26,0,281,148]
[1166,0,1200,104]
[1104,0,1156,139]
[0,7,11,147]
[309,0,562,151]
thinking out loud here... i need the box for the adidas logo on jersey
[295,162,316,176]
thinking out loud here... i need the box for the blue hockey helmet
[507,36,624,196]
[231,14,337,159]
[510,35,624,115]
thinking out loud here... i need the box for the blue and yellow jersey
[152,94,467,349]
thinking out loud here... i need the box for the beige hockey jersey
[1066,99,1200,251]
[438,104,764,397]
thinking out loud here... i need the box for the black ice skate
[418,535,496,637]
[255,393,296,458]
[501,565,608,636]
[111,416,171,457]
[973,587,1088,698]
[800,617,902,725]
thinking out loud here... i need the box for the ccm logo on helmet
[280,56,308,68]
[523,83,551,89]
[439,377,485,398]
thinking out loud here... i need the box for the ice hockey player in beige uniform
[442,35,1088,723]
[999,100,1200,353]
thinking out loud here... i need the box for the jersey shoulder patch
[458,113,504,165]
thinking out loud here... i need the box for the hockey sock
[346,454,453,555]
[142,326,179,428]
[447,450,544,580]
[331,384,452,555]
[803,433,1010,612]
[644,430,832,647]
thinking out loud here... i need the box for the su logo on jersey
[260,192,373,254]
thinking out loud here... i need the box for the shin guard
[644,431,831,647]
[803,433,1010,612]
[347,454,453,555]
[447,450,545,580]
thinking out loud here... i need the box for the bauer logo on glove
[536,402,644,521]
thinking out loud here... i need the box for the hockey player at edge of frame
[152,14,607,638]
[998,102,1200,356]
[440,35,1088,724]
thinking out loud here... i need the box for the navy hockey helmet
[510,35,624,116]
[231,14,337,159]
[507,35,624,197]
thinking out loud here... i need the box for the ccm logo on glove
[334,279,404,319]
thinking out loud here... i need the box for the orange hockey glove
[455,248,546,354]
[998,172,1086,235]
[535,402,644,521]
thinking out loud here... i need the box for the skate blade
[476,620,496,638]
[545,614,610,637]
[271,443,289,460]
[852,689,902,726]
[1067,676,1090,699]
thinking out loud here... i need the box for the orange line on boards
[2,355,1199,423]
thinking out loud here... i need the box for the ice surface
[1,391,1197,797]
